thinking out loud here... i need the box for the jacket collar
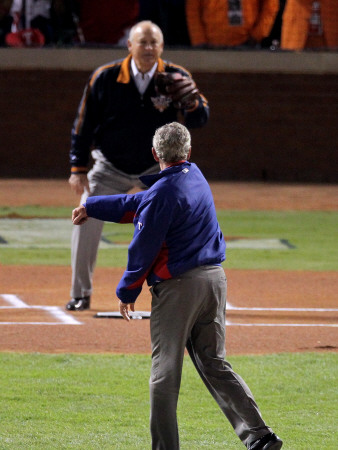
[117,55,166,84]
[140,162,191,187]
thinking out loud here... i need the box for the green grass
[0,207,337,271]
[0,204,337,449]
[0,205,73,218]
[0,352,336,449]
[220,210,338,271]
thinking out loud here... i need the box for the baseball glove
[155,72,200,110]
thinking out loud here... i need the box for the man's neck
[131,58,158,77]
[160,160,186,171]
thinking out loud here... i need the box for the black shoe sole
[65,299,90,311]
[263,441,283,450]
[249,434,283,450]
[66,305,89,311]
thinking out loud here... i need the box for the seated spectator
[281,0,338,50]
[0,0,13,45]
[186,0,279,48]
[8,0,53,45]
[138,0,190,47]
[74,0,139,46]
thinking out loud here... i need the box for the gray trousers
[71,150,158,298]
[149,265,272,449]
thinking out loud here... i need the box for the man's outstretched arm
[72,191,146,225]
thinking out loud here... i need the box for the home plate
[94,311,151,319]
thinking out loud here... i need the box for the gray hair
[152,122,191,163]
[129,20,163,43]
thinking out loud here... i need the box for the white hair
[152,122,191,163]
[129,20,163,43]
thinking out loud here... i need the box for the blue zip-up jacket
[85,162,226,303]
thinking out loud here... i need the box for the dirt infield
[0,180,337,355]
[1,179,338,210]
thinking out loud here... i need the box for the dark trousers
[149,265,271,449]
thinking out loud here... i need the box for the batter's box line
[226,321,338,327]
[227,302,338,312]
[0,294,82,325]
[226,302,338,327]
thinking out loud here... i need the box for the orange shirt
[186,0,279,47]
[281,0,338,50]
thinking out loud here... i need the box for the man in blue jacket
[72,122,283,450]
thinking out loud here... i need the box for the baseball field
[0,179,337,449]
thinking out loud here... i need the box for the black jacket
[70,55,209,175]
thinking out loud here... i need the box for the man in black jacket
[66,20,209,311]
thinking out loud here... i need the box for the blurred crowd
[0,0,337,51]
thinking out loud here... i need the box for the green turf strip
[0,205,73,218]
[0,208,337,271]
[0,352,336,449]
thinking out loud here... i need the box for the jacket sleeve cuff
[184,98,199,112]
[71,166,88,175]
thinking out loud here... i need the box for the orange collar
[117,55,165,84]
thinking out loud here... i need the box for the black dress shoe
[247,432,283,450]
[66,296,90,311]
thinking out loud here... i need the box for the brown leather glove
[155,72,200,110]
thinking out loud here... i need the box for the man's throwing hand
[119,301,135,322]
[72,205,88,225]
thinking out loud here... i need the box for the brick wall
[0,69,337,182]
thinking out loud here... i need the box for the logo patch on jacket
[151,95,172,112]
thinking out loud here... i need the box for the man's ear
[152,148,160,162]
[187,147,191,160]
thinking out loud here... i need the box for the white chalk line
[225,302,338,326]
[0,294,82,325]
[227,302,338,312]
[226,321,338,327]
[1,295,337,327]
[0,294,29,308]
